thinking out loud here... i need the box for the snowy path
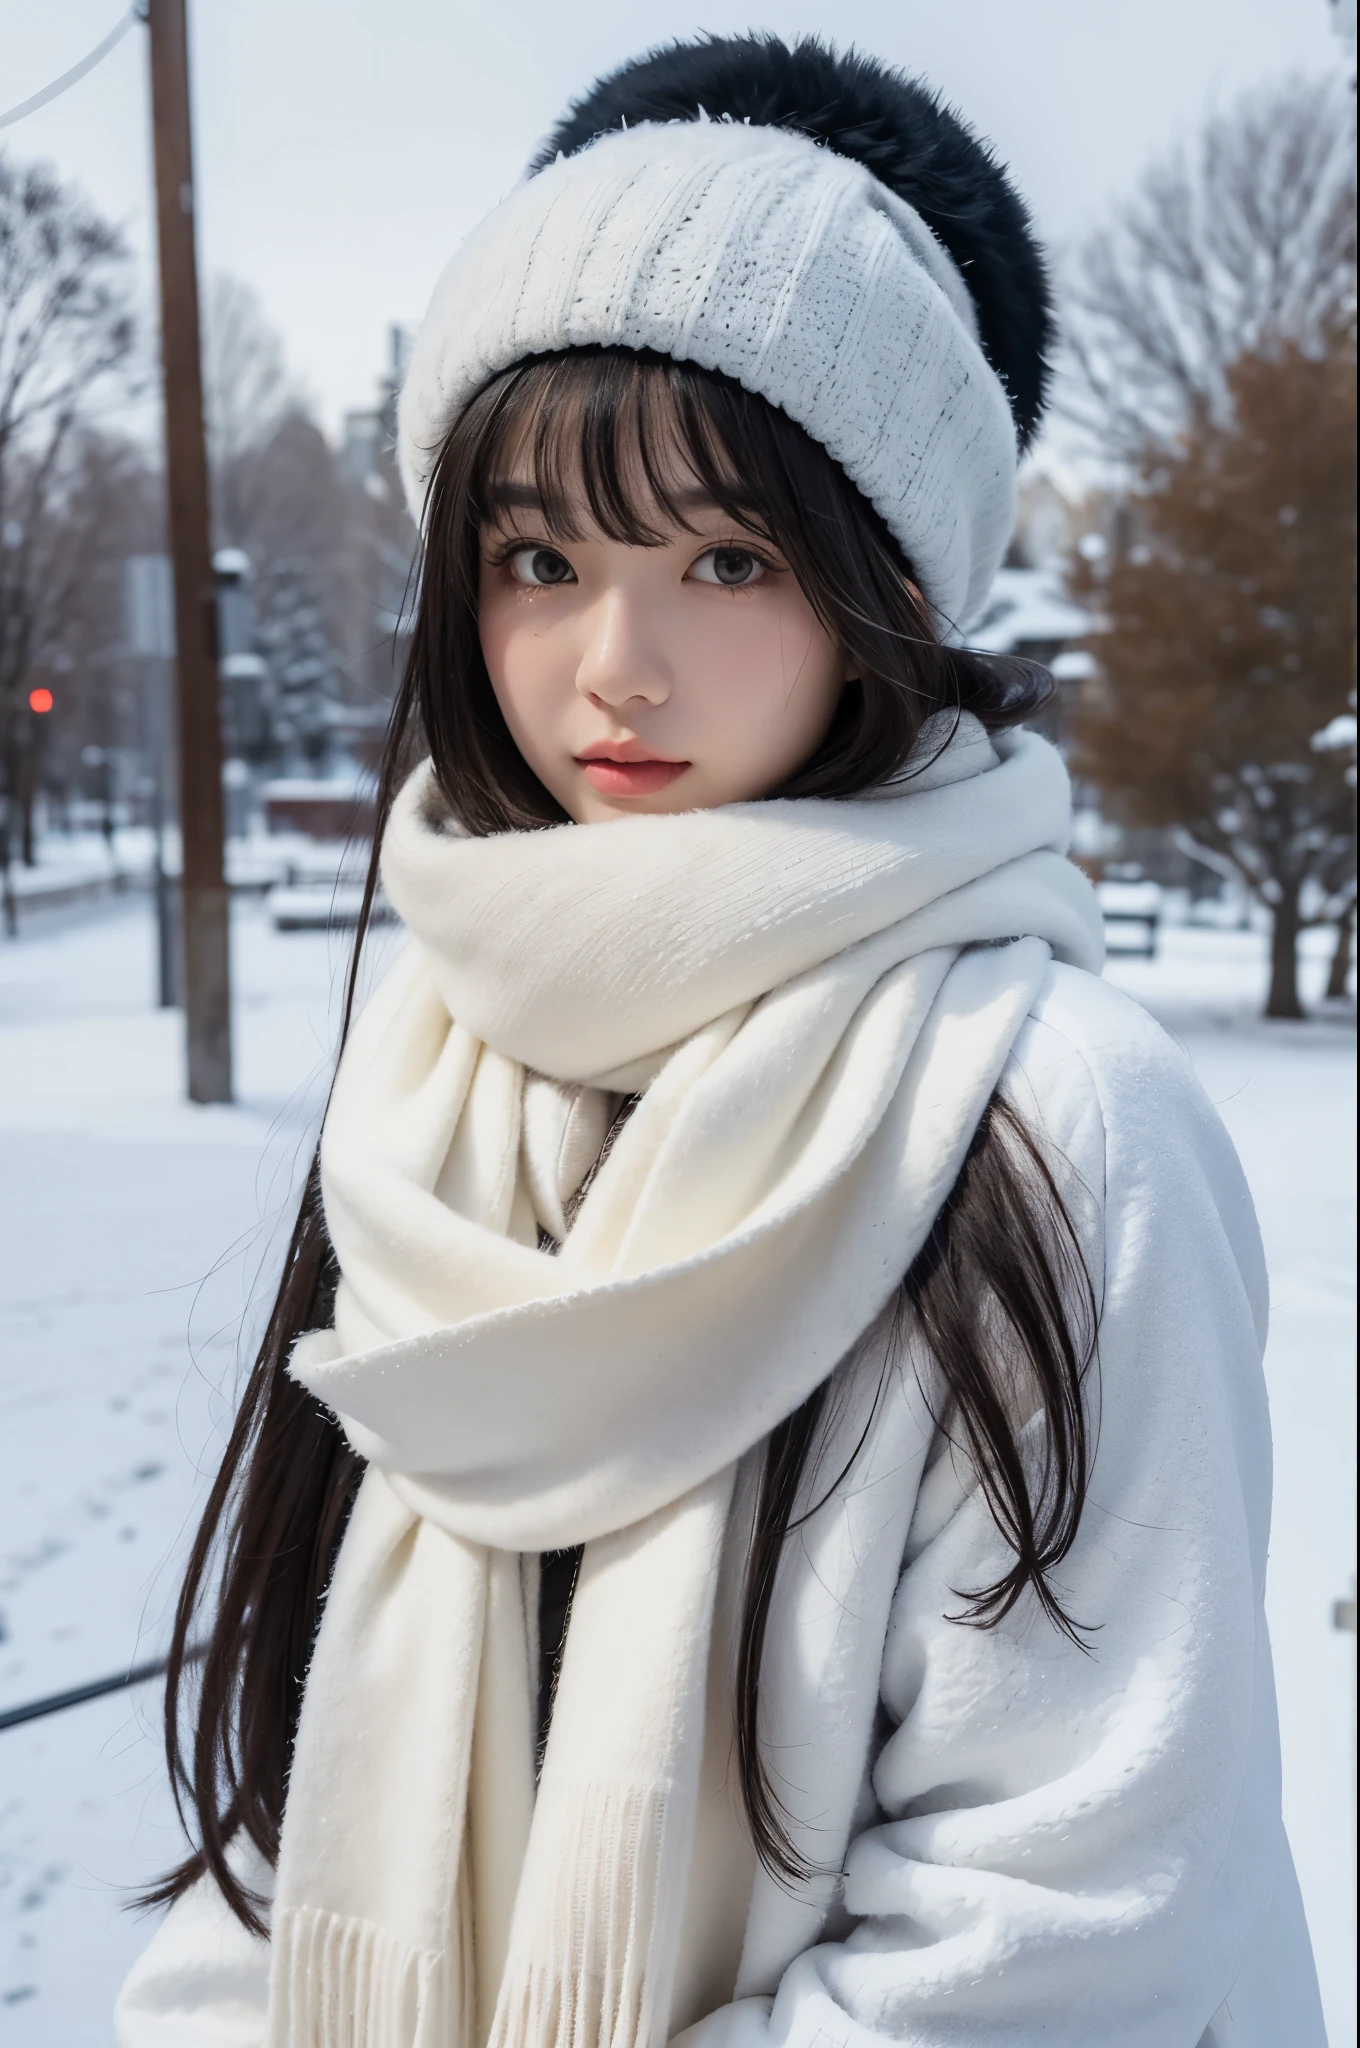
[0,901,351,2041]
[0,902,1353,2043]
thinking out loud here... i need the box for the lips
[575,743,690,797]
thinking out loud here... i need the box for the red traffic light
[29,687,54,714]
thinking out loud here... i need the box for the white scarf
[270,717,1103,2047]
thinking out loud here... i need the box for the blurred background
[0,2,1355,2041]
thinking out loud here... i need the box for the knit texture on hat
[398,90,1029,628]
[536,35,1053,448]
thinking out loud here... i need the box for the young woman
[117,36,1323,2048]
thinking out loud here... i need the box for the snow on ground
[0,897,1354,2044]
[0,896,366,2042]
[5,826,369,912]
[1105,927,1357,2048]
[5,830,155,901]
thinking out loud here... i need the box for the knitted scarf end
[266,1904,463,2048]
[488,1781,672,2048]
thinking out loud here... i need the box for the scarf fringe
[488,1782,670,2048]
[266,1904,465,2048]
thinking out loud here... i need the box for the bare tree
[0,150,137,886]
[201,275,350,623]
[224,403,350,575]
[202,273,291,547]
[1062,74,1355,459]
[16,432,163,851]
[201,277,362,767]
[203,284,417,772]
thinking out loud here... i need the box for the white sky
[3,1,1347,433]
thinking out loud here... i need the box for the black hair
[533,33,1054,447]
[403,347,1045,835]
[147,348,1093,1927]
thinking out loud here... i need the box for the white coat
[115,964,1325,2047]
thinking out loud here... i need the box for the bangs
[407,340,1050,838]
[474,349,775,546]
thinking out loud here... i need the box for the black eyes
[510,546,575,587]
[691,547,766,588]
[506,543,767,588]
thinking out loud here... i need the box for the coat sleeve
[114,1838,272,2046]
[675,968,1323,2048]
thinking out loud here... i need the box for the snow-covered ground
[0,898,1354,2044]
[4,826,369,912]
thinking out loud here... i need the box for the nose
[574,587,672,711]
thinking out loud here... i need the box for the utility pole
[145,0,232,1102]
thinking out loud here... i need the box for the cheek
[479,586,566,732]
[684,595,837,726]
[478,582,525,694]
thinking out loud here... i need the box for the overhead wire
[0,4,147,135]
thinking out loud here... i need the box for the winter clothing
[116,34,1324,2047]
[272,715,1103,2045]
[114,944,1325,2047]
[399,112,1021,632]
[532,37,1053,450]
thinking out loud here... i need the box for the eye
[690,545,767,588]
[509,545,575,587]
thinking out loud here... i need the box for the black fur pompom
[532,34,1052,447]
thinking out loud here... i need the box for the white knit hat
[398,57,1038,630]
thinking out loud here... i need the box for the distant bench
[1096,880,1162,959]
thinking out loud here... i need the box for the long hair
[149,349,1095,1927]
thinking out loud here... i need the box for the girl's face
[478,449,852,824]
